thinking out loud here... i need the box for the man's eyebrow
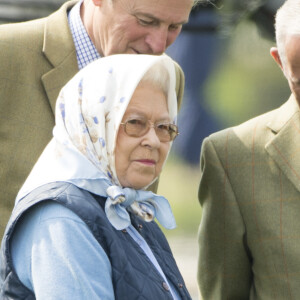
[135,12,189,25]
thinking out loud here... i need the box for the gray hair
[275,0,300,67]
[139,62,170,96]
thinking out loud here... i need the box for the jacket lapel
[41,0,79,114]
[265,95,300,192]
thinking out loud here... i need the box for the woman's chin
[124,177,156,190]
[130,182,151,190]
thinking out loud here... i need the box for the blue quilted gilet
[0,182,191,300]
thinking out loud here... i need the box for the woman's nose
[141,127,161,148]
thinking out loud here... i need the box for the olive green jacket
[0,1,185,236]
[198,95,300,299]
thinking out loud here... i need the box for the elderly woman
[0,54,191,300]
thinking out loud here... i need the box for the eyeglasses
[120,118,179,142]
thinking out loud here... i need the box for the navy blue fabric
[0,182,191,300]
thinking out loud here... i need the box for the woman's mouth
[135,159,156,166]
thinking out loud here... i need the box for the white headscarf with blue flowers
[16,54,178,230]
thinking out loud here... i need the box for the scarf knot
[105,185,176,230]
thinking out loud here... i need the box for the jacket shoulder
[0,18,46,44]
[205,105,281,148]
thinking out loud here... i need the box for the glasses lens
[125,119,147,137]
[169,124,179,141]
[156,123,178,142]
[123,119,178,142]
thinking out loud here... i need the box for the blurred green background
[159,20,291,298]
[160,18,291,239]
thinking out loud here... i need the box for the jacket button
[138,224,143,230]
[162,282,170,291]
[178,283,183,288]
[122,229,127,233]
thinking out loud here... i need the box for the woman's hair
[139,61,170,96]
[275,0,300,68]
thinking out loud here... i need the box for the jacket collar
[41,0,79,114]
[266,94,300,133]
[265,95,300,192]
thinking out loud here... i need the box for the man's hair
[275,0,300,67]
[139,62,170,96]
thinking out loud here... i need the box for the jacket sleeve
[197,136,252,300]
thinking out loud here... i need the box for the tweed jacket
[0,1,185,236]
[198,95,300,299]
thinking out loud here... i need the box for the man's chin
[127,48,140,54]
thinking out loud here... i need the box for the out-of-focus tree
[216,0,284,39]
[0,0,65,23]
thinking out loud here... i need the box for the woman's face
[115,82,171,189]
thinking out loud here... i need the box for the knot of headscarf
[105,185,176,230]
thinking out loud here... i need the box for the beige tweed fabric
[198,95,300,299]
[0,0,185,237]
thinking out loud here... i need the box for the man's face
[283,35,300,104]
[86,0,193,56]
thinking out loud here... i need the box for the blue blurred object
[167,3,222,165]
[167,0,284,165]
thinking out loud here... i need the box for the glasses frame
[120,118,179,142]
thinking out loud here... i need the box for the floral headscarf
[16,54,178,230]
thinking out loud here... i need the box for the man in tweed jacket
[198,0,300,299]
[0,0,193,237]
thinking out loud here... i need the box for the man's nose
[145,28,168,55]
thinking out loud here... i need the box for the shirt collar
[68,0,101,70]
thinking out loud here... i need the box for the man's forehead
[120,0,193,22]
[286,35,300,62]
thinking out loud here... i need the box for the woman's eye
[157,124,170,131]
[128,119,144,126]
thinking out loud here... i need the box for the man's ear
[270,47,284,71]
